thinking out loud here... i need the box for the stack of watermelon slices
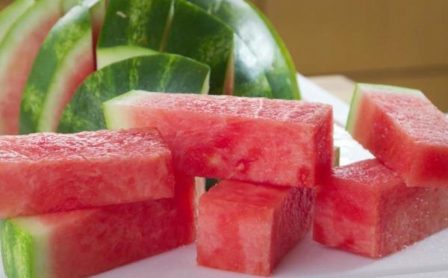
[314,83,448,258]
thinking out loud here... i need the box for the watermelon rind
[0,0,63,134]
[20,3,98,133]
[345,83,425,134]
[98,0,233,94]
[1,219,50,278]
[187,0,300,99]
[97,45,158,69]
[333,147,340,167]
[58,54,210,133]
[0,0,34,44]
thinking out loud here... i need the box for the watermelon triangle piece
[0,0,63,134]
[57,53,210,133]
[346,83,448,188]
[20,1,104,133]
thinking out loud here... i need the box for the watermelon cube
[347,83,448,188]
[0,173,195,278]
[313,159,448,258]
[104,91,333,187]
[0,129,174,217]
[197,180,315,276]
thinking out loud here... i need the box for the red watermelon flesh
[313,159,448,258]
[347,84,448,188]
[104,91,333,188]
[0,128,174,217]
[197,180,315,276]
[0,1,62,134]
[1,173,194,278]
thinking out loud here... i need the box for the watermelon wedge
[0,129,174,217]
[187,0,300,99]
[0,0,34,43]
[0,0,63,134]
[1,172,194,278]
[58,54,210,133]
[313,159,448,258]
[197,180,314,276]
[104,91,333,187]
[347,83,448,188]
[20,1,103,133]
[97,0,233,93]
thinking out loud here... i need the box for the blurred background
[1,0,447,110]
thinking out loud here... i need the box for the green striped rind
[20,4,94,134]
[345,83,424,134]
[1,220,35,278]
[98,0,173,50]
[187,0,300,99]
[165,0,233,93]
[1,219,51,278]
[58,54,210,133]
[0,0,34,43]
[98,0,233,94]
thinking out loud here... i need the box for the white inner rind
[96,46,158,69]
[11,218,52,278]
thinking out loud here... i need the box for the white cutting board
[2,76,448,278]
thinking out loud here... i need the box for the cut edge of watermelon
[38,31,94,132]
[0,0,34,43]
[345,83,424,134]
[1,219,51,278]
[102,90,144,130]
[96,45,159,69]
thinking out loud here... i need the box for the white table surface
[1,76,447,278]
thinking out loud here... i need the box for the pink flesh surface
[32,173,195,278]
[0,129,175,217]
[353,90,448,187]
[0,14,60,134]
[197,180,314,276]
[120,93,333,187]
[313,159,448,258]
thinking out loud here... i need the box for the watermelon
[347,83,448,188]
[97,0,233,93]
[187,0,300,99]
[20,1,102,134]
[58,54,210,133]
[313,159,448,258]
[104,91,333,187]
[0,0,34,43]
[197,180,314,276]
[0,0,63,134]
[0,128,174,217]
[1,172,194,278]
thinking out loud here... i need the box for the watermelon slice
[313,159,448,258]
[104,91,333,187]
[0,129,175,217]
[58,54,210,133]
[347,83,448,188]
[187,0,300,99]
[97,0,233,93]
[1,172,194,278]
[0,0,63,134]
[197,180,314,276]
[20,1,102,133]
[0,0,34,43]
